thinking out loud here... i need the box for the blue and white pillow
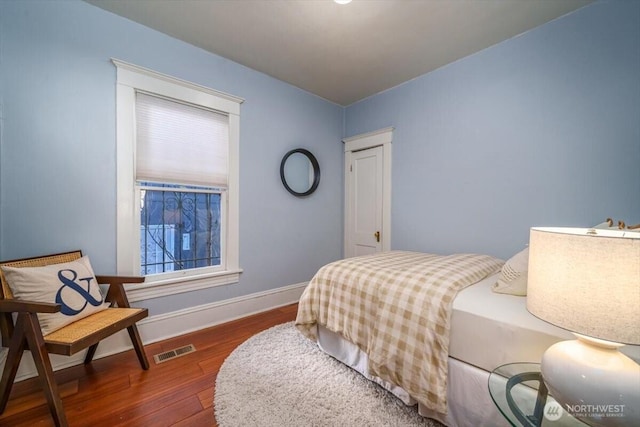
[1,256,109,335]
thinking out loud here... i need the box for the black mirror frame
[280,148,321,197]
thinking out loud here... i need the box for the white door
[347,146,383,257]
[343,127,392,258]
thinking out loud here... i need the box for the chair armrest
[96,276,145,308]
[0,299,61,314]
[95,275,145,287]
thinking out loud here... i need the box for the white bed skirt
[317,325,510,427]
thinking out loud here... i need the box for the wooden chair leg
[0,315,28,413]
[22,313,68,427]
[84,343,99,364]
[126,324,149,370]
[106,285,149,369]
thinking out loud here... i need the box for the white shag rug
[214,322,444,427]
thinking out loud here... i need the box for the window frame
[113,59,243,301]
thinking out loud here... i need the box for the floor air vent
[153,344,196,364]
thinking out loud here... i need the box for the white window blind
[135,92,229,187]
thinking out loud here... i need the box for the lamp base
[541,336,640,427]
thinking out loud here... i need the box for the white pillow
[492,247,529,296]
[1,256,109,336]
[591,221,618,230]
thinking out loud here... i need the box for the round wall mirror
[280,148,320,197]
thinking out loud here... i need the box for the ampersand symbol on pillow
[55,269,103,316]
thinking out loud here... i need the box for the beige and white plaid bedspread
[295,251,503,414]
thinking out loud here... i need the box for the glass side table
[489,363,587,427]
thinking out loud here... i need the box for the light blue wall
[0,0,344,315]
[345,0,640,259]
[1,0,638,317]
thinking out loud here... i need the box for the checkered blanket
[295,251,503,414]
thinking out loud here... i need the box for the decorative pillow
[1,256,108,336]
[492,247,529,296]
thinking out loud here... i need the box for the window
[136,92,226,276]
[139,184,220,274]
[114,60,243,300]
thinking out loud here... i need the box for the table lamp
[527,227,640,427]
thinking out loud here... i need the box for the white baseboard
[139,281,307,344]
[10,281,307,383]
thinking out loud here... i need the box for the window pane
[140,188,221,275]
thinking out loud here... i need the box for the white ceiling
[86,0,592,106]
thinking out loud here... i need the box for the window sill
[125,268,242,302]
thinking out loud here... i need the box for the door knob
[374,231,380,242]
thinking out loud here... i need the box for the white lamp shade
[527,227,640,345]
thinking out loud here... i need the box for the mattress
[449,273,573,371]
[449,274,640,367]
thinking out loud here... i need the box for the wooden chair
[0,250,149,427]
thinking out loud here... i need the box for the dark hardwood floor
[0,303,299,426]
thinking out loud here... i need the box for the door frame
[343,127,393,257]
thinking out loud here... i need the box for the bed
[294,250,638,427]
